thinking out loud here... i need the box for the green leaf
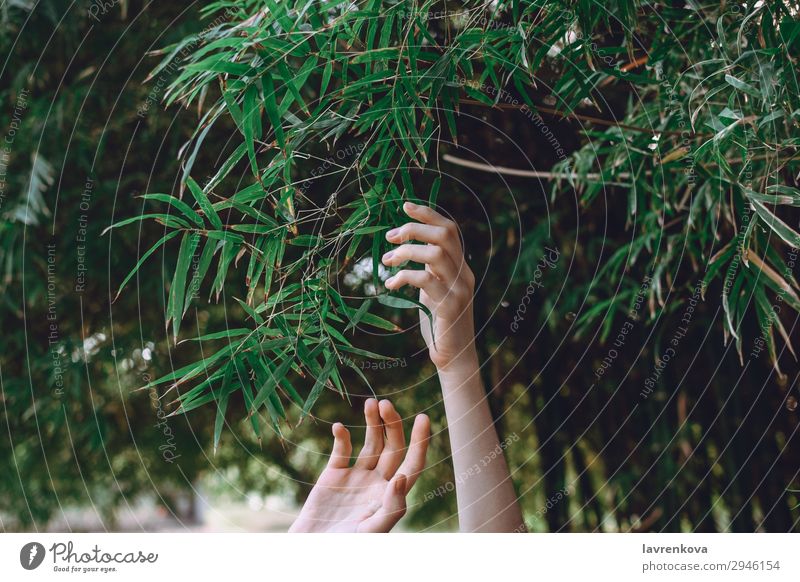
[744,188,800,206]
[344,298,373,332]
[115,231,181,300]
[233,358,260,439]
[288,234,322,247]
[172,369,226,414]
[302,352,335,418]
[184,238,220,310]
[377,293,420,310]
[251,355,293,413]
[336,345,393,360]
[212,239,240,299]
[140,193,204,228]
[143,341,241,390]
[168,232,201,341]
[429,176,442,209]
[180,328,252,343]
[102,213,190,235]
[182,123,214,187]
[213,364,233,453]
[206,143,247,192]
[377,293,435,344]
[320,60,333,97]
[750,200,800,247]
[358,311,399,331]
[352,225,389,235]
[243,84,261,178]
[186,176,223,229]
[262,72,286,149]
[724,74,762,98]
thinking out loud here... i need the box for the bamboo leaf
[115,231,181,300]
[187,176,223,229]
[302,352,335,418]
[250,354,293,413]
[724,74,761,98]
[140,193,204,228]
[213,363,233,453]
[168,232,201,341]
[262,72,286,149]
[102,213,190,235]
[750,200,800,247]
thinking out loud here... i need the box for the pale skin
[288,399,431,532]
[291,202,525,532]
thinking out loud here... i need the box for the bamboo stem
[442,153,632,181]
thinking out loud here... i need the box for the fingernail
[386,228,400,240]
[403,201,417,212]
[382,250,394,262]
[385,276,396,287]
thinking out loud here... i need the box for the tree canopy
[2,0,799,532]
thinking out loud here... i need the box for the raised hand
[383,202,525,532]
[382,202,478,371]
[289,399,430,533]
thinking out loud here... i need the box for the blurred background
[1,1,799,533]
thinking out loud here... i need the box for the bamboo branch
[460,98,709,137]
[442,153,632,181]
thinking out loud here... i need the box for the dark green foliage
[120,0,799,434]
[2,0,799,532]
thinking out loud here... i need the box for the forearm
[380,201,524,531]
[437,352,525,532]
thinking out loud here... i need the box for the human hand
[382,202,478,371]
[289,399,430,533]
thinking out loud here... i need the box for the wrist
[435,347,480,382]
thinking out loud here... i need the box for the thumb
[357,474,408,533]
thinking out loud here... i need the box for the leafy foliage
[3,0,799,532]
[0,1,315,529]
[116,0,800,435]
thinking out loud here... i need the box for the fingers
[384,269,448,302]
[356,474,408,533]
[396,414,431,492]
[385,203,475,292]
[375,400,406,479]
[354,398,383,469]
[401,201,451,228]
[327,422,352,469]
[382,244,459,282]
[385,222,462,262]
